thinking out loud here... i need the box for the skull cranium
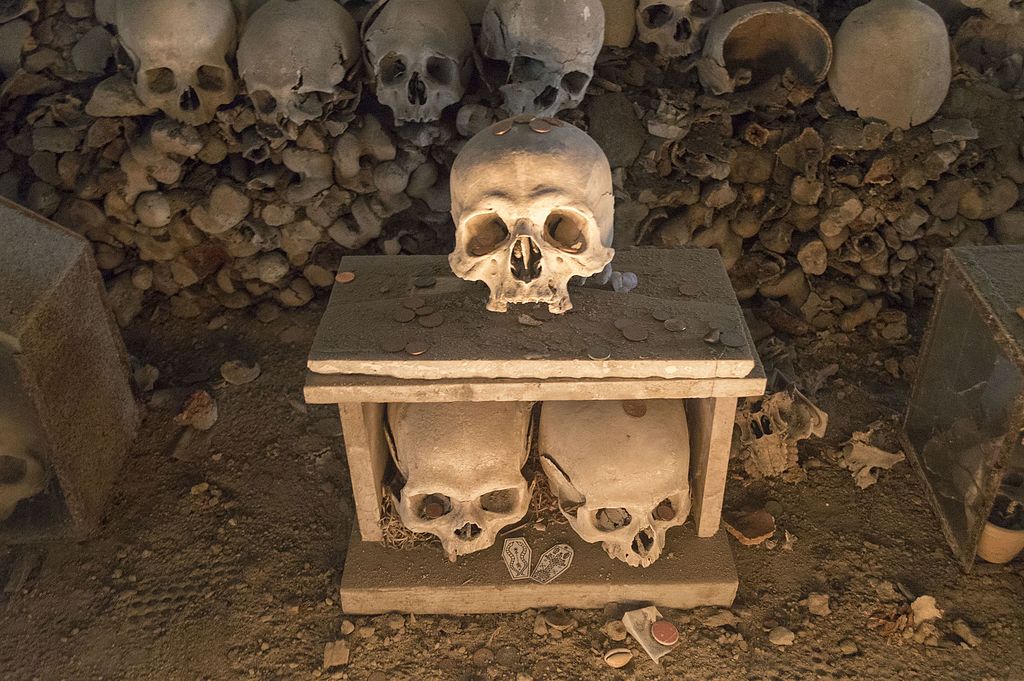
[388,401,533,561]
[363,0,474,125]
[448,116,614,314]
[540,400,691,568]
[479,0,604,117]
[636,0,723,59]
[115,0,238,125]
[237,0,360,134]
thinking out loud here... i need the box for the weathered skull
[734,387,828,479]
[637,0,723,59]
[540,400,691,568]
[479,0,604,117]
[363,0,474,124]
[237,0,360,133]
[0,449,46,522]
[449,116,614,313]
[388,402,533,561]
[115,0,238,125]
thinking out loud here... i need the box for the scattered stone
[472,647,495,667]
[839,428,905,488]
[339,620,355,636]
[838,638,859,655]
[602,620,628,642]
[220,360,261,386]
[517,313,544,327]
[174,391,218,431]
[952,619,981,648]
[722,509,776,546]
[768,626,796,646]
[803,593,831,617]
[910,595,943,624]
[704,610,740,628]
[533,614,548,636]
[322,640,350,669]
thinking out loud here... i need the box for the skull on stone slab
[637,0,723,59]
[115,0,238,125]
[363,0,474,125]
[387,402,533,560]
[449,116,614,314]
[539,400,691,568]
[479,0,604,117]
[237,0,360,134]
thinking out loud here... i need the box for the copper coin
[621,324,648,342]
[415,305,436,316]
[664,318,687,332]
[336,271,356,284]
[654,500,675,521]
[418,312,445,328]
[529,118,552,133]
[613,318,632,330]
[652,310,672,322]
[403,296,426,310]
[651,620,679,647]
[622,400,647,418]
[414,276,436,288]
[512,113,534,124]
[544,117,565,127]
[422,495,448,519]
[720,330,745,348]
[587,343,611,360]
[405,340,430,356]
[677,281,700,297]
[493,118,514,136]
[382,337,407,353]
[393,309,416,323]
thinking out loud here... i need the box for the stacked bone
[0,0,1018,334]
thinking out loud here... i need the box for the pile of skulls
[388,399,692,567]
[0,0,1019,332]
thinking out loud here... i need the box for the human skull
[449,116,614,314]
[115,0,238,125]
[363,0,474,125]
[388,401,533,561]
[237,0,360,133]
[636,0,723,59]
[479,0,604,117]
[540,400,691,568]
[734,387,827,478]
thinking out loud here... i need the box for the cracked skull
[734,387,827,478]
[540,400,691,568]
[388,402,532,561]
[637,0,723,59]
[449,116,614,314]
[363,0,474,124]
[115,0,238,125]
[479,0,604,117]
[237,0,360,133]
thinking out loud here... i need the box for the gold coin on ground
[622,400,647,418]
[405,340,430,356]
[664,318,687,332]
[336,271,356,284]
[402,296,426,310]
[621,324,648,342]
[393,309,416,323]
[418,312,445,328]
[382,337,406,353]
[587,343,611,360]
[720,330,746,348]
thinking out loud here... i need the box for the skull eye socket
[481,57,511,85]
[510,55,547,82]
[426,57,456,84]
[560,71,589,96]
[197,65,228,92]
[0,455,27,485]
[250,90,278,115]
[595,507,632,531]
[544,211,588,254]
[416,493,452,520]
[480,488,519,514]
[379,52,407,84]
[642,4,674,28]
[463,214,510,256]
[144,67,176,94]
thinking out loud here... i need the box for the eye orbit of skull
[237,0,360,131]
[539,400,692,568]
[636,0,723,59]
[387,402,533,561]
[448,117,614,314]
[114,0,238,125]
[478,0,605,117]
[363,0,474,125]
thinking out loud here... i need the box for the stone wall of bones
[0,0,1022,337]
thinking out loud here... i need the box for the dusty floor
[0,297,1022,681]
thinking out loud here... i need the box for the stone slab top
[308,248,760,381]
[947,246,1024,363]
[0,199,89,336]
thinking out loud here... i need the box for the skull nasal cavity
[510,236,542,283]
[179,87,200,111]
[643,4,673,28]
[455,523,482,541]
[674,17,692,41]
[408,73,427,105]
[632,527,656,555]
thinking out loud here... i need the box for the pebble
[533,615,548,636]
[472,647,494,667]
[838,638,858,655]
[220,360,261,386]
[604,648,633,669]
[517,313,544,327]
[322,640,350,669]
[174,391,217,431]
[768,626,796,646]
[339,620,355,636]
[602,621,628,642]
[805,593,831,617]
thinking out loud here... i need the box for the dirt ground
[0,295,1022,681]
